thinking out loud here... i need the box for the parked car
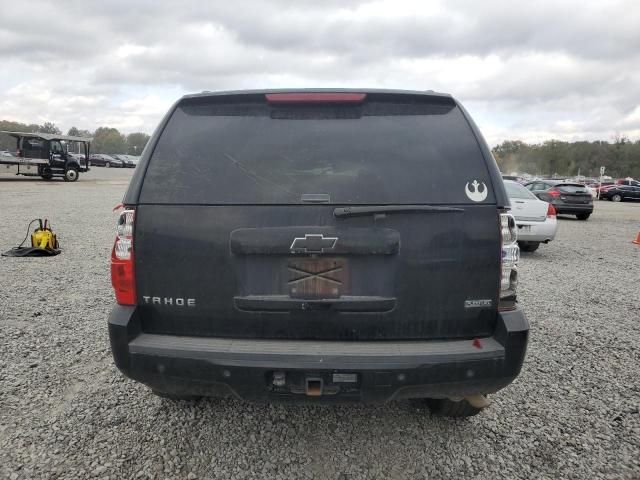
[589,183,616,198]
[504,180,557,252]
[127,155,141,166]
[1,150,15,157]
[588,181,614,190]
[501,175,522,182]
[525,180,560,192]
[90,154,123,168]
[615,178,640,187]
[600,185,640,202]
[524,181,593,220]
[108,89,528,417]
[112,154,136,168]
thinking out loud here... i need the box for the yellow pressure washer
[1,218,61,257]
[31,219,59,250]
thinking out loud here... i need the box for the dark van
[109,89,528,417]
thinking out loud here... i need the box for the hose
[16,219,40,248]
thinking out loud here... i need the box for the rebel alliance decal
[465,180,488,202]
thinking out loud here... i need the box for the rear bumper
[108,306,529,404]
[553,202,593,214]
[516,217,557,242]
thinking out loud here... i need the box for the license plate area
[563,196,590,204]
[268,370,361,397]
[288,257,349,299]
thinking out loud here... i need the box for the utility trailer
[0,131,92,182]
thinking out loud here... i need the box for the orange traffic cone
[633,231,640,245]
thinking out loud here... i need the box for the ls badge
[465,180,488,202]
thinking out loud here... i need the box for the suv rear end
[109,89,528,416]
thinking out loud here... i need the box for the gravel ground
[1,168,639,480]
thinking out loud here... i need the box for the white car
[504,180,557,252]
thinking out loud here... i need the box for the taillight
[499,212,519,311]
[547,203,556,217]
[547,189,561,198]
[111,209,136,305]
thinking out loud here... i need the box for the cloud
[0,0,638,145]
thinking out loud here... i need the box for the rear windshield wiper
[333,205,464,218]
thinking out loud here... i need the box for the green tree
[92,127,126,154]
[66,127,92,138]
[40,122,61,134]
[125,132,150,155]
[629,141,640,178]
[66,127,93,154]
[491,137,638,179]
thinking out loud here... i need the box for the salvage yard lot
[1,168,639,480]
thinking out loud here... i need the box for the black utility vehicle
[109,89,528,417]
[0,131,90,181]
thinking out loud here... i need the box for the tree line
[0,120,150,156]
[492,137,640,179]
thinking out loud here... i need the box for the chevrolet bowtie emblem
[290,234,338,254]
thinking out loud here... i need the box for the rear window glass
[141,96,493,205]
[557,184,589,194]
[504,181,537,200]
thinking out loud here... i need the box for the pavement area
[1,167,639,479]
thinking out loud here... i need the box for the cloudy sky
[1,0,639,146]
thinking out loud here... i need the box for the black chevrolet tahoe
[109,89,528,417]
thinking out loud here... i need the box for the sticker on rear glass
[465,180,488,202]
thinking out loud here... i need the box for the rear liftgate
[133,91,506,400]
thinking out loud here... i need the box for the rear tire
[611,194,622,202]
[426,398,483,417]
[40,166,53,180]
[518,241,540,252]
[105,162,111,168]
[576,213,590,220]
[152,390,202,402]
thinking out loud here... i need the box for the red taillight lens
[547,203,556,217]
[111,252,136,305]
[110,209,136,305]
[265,92,367,104]
[548,189,561,198]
